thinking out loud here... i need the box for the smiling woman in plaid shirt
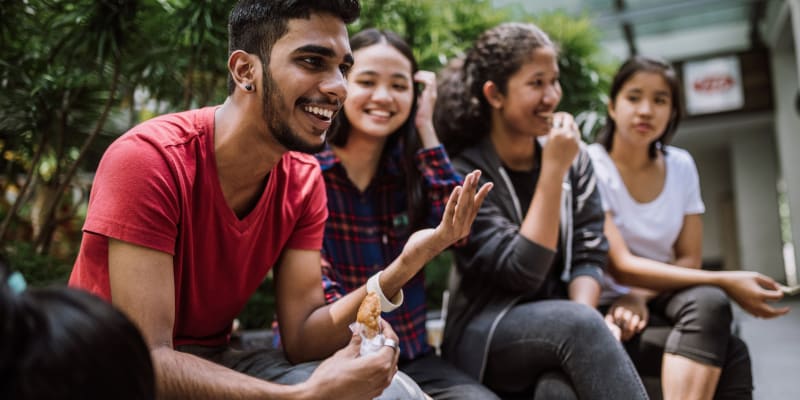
[314,29,496,399]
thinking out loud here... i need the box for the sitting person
[312,28,495,399]
[588,55,789,400]
[0,257,155,399]
[66,1,483,398]
[434,22,647,399]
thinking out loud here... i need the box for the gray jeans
[178,344,427,399]
[400,352,499,399]
[483,300,648,400]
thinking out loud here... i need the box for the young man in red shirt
[69,1,488,399]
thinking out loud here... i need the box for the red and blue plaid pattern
[318,144,460,361]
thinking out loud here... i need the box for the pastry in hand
[357,292,381,338]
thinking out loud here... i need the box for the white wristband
[366,271,404,313]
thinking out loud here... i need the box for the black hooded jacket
[443,136,608,381]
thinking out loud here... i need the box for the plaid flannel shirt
[318,143,460,361]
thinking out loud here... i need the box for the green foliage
[0,0,235,254]
[424,250,453,311]
[528,12,612,114]
[132,0,232,108]
[353,0,509,71]
[1,0,144,254]
[3,241,72,287]
[237,276,276,330]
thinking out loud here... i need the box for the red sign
[693,75,735,93]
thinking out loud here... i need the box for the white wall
[691,148,735,268]
[676,113,778,274]
[730,129,785,279]
[769,1,800,283]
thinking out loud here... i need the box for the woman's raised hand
[405,170,493,254]
[434,170,493,245]
[541,111,581,177]
[414,70,439,147]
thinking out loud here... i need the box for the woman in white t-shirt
[589,56,789,400]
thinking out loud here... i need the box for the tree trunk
[34,60,122,254]
[0,132,48,241]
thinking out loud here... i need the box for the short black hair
[227,0,361,94]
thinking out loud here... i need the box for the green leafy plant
[3,241,73,287]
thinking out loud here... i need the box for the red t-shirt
[69,106,327,346]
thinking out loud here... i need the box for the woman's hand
[718,271,790,318]
[406,170,492,253]
[541,111,580,178]
[413,70,439,148]
[380,170,492,300]
[605,291,649,342]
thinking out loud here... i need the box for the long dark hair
[0,258,155,399]
[596,55,683,159]
[435,22,555,156]
[327,28,429,232]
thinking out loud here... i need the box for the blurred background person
[0,256,155,400]
[590,55,789,400]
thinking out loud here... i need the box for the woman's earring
[244,83,253,91]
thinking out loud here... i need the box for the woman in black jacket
[434,22,646,399]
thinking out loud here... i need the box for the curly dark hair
[595,55,683,159]
[435,22,555,156]
[327,28,431,232]
[226,0,361,94]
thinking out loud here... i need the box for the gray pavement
[737,296,800,399]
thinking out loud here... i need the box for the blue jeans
[483,300,647,399]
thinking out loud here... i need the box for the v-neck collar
[203,107,275,231]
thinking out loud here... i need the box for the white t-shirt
[587,143,705,305]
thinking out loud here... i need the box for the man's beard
[261,68,326,154]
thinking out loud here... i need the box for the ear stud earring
[244,83,253,91]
